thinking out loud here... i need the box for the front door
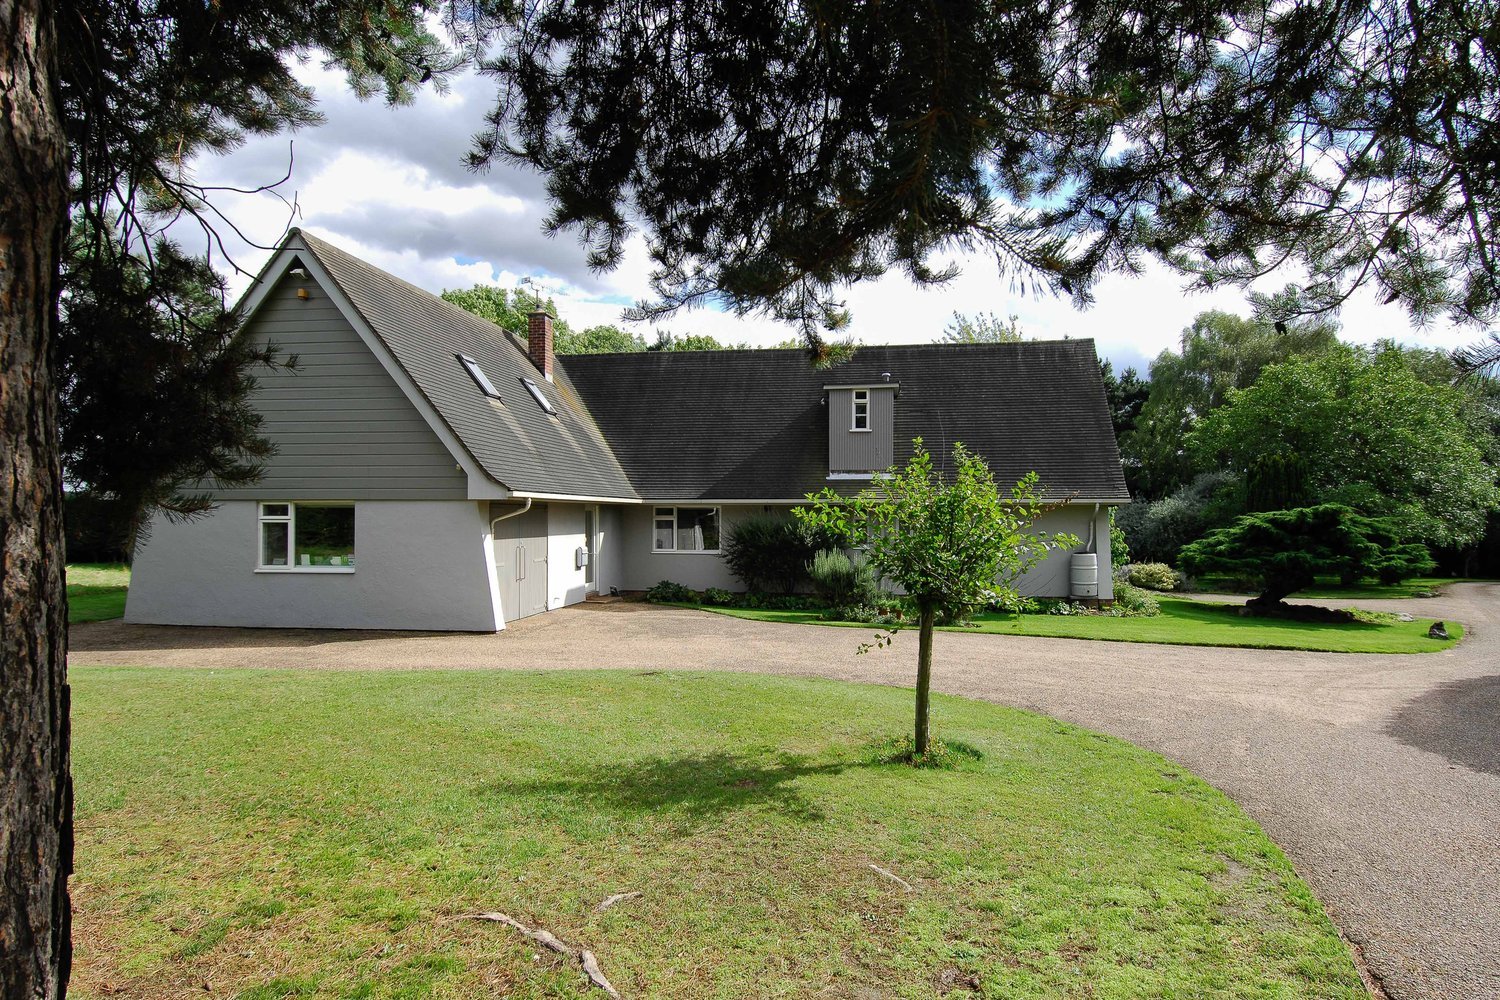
[492,502,549,622]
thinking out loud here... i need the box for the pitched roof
[561,341,1130,503]
[291,230,638,499]
[264,230,1126,504]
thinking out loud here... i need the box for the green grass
[685,597,1461,654]
[1191,575,1478,600]
[70,668,1366,999]
[67,563,130,623]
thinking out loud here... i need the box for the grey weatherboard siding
[827,386,896,474]
[212,271,467,500]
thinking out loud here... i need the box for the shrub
[989,591,1040,615]
[1115,471,1243,564]
[645,580,697,603]
[1109,582,1161,617]
[722,515,836,594]
[1125,562,1178,591]
[807,548,876,606]
[701,587,737,606]
[741,592,818,611]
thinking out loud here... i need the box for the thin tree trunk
[1,0,73,996]
[914,606,935,755]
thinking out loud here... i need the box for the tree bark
[1,1,73,997]
[914,606,935,755]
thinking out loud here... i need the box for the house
[124,230,1129,631]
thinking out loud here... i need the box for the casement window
[258,502,356,571]
[652,506,721,553]
[851,389,870,431]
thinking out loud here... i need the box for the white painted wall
[616,502,1113,599]
[1014,505,1115,600]
[596,505,626,595]
[126,500,502,631]
[618,503,773,592]
[546,502,589,610]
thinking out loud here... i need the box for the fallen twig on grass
[868,863,915,892]
[466,912,622,997]
[596,891,643,912]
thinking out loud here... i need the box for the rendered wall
[596,505,626,595]
[546,503,589,611]
[617,502,1112,598]
[126,500,501,631]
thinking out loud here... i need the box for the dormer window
[457,354,502,400]
[852,389,870,431]
[520,376,558,415]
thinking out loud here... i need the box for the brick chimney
[526,308,554,379]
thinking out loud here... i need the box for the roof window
[457,354,502,400]
[521,376,558,415]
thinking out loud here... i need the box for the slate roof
[293,231,638,499]
[561,342,1130,503]
[276,230,1126,504]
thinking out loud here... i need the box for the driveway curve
[70,583,1500,1000]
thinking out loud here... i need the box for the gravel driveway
[70,584,1500,1000]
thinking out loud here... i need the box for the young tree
[939,311,1025,344]
[796,442,1074,756]
[1191,347,1500,549]
[1178,506,1435,611]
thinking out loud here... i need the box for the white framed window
[852,389,870,431]
[258,502,356,571]
[652,506,721,553]
[457,354,503,400]
[520,376,558,415]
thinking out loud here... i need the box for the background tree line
[1104,296,1500,580]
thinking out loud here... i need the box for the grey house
[126,230,1130,631]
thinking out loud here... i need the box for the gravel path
[70,584,1500,1000]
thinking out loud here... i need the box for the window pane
[676,507,719,551]
[294,505,355,567]
[261,503,290,519]
[654,517,675,550]
[261,522,289,566]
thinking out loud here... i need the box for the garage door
[492,502,549,622]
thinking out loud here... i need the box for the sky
[187,60,1475,376]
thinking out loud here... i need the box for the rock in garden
[1428,621,1450,640]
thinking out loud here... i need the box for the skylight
[520,376,558,415]
[456,354,502,400]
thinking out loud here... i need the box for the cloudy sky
[190,60,1472,376]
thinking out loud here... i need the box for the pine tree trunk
[914,606,935,755]
[1,0,74,996]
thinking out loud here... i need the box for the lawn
[70,669,1365,1000]
[1190,575,1477,600]
[687,597,1461,654]
[67,563,130,623]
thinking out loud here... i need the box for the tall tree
[472,0,1500,352]
[442,283,650,353]
[3,2,451,994]
[1122,305,1340,497]
[58,224,288,550]
[1099,360,1149,444]
[1191,346,1500,548]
